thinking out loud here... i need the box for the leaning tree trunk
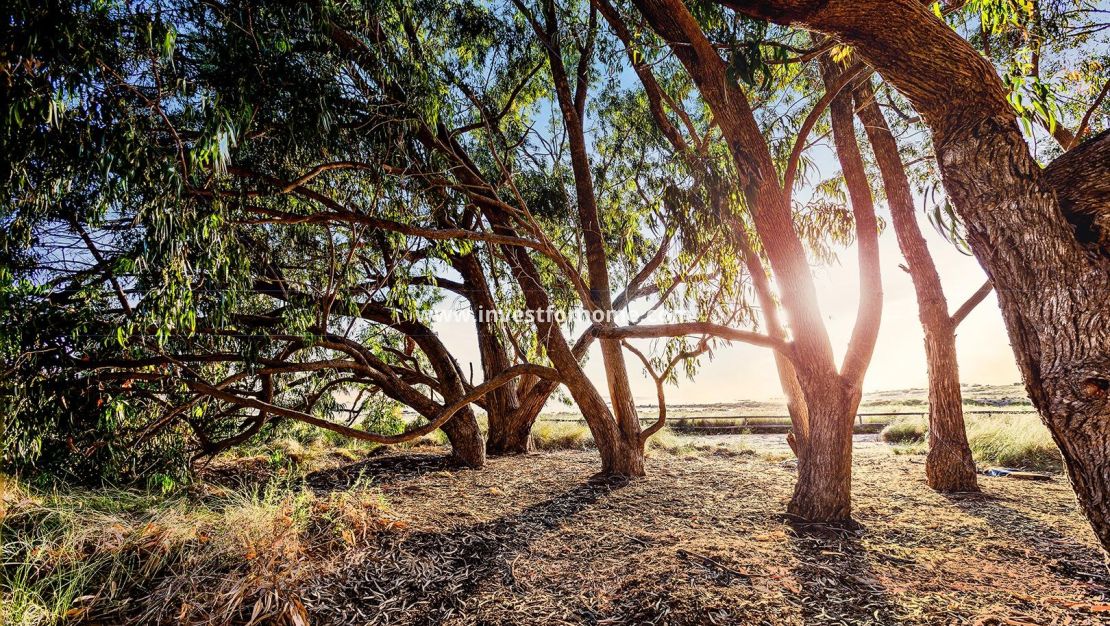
[543,15,647,476]
[383,312,487,469]
[485,206,645,477]
[852,77,979,493]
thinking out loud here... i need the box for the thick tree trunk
[439,409,486,468]
[600,438,646,477]
[388,315,487,469]
[789,381,857,522]
[485,406,535,455]
[853,78,979,493]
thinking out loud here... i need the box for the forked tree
[629,0,884,523]
[653,0,1110,552]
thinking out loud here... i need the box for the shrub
[880,416,928,444]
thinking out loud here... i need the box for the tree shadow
[305,450,468,492]
[786,525,900,625]
[943,490,1108,586]
[304,478,625,624]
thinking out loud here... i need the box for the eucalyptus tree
[308,0,792,476]
[637,0,1110,552]
[842,0,1110,493]
[2,0,518,476]
[607,0,885,522]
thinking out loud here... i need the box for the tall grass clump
[966,414,1061,471]
[879,415,928,444]
[877,413,1061,471]
[0,474,399,625]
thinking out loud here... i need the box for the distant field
[536,382,1036,422]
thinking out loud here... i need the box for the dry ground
[295,440,1109,625]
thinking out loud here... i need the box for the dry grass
[879,413,1061,472]
[2,430,1099,625]
[531,422,594,451]
[0,474,400,626]
[528,424,753,458]
[966,414,1061,471]
[879,415,928,444]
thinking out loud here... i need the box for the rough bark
[438,413,487,468]
[1043,129,1110,247]
[485,406,536,455]
[788,384,856,522]
[710,0,1110,553]
[853,77,979,493]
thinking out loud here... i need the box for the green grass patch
[966,414,1060,472]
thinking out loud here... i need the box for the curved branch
[184,364,560,445]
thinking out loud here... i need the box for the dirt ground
[299,440,1109,625]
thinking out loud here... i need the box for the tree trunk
[595,427,647,477]
[633,0,885,522]
[485,406,535,455]
[785,59,885,523]
[542,12,646,475]
[485,206,644,476]
[439,409,486,468]
[452,251,536,456]
[789,381,857,522]
[922,324,979,491]
[852,77,979,493]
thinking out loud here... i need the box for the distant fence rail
[537,410,1036,434]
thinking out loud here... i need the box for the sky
[430,205,1023,405]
